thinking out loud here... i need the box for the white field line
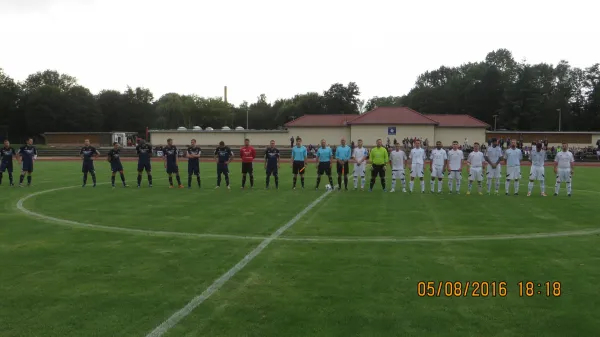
[144,189,332,337]
[14,184,600,244]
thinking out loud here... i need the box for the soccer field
[2,161,600,337]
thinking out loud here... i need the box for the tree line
[1,48,599,141]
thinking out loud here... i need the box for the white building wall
[434,128,487,146]
[349,125,435,146]
[149,131,289,146]
[286,127,351,146]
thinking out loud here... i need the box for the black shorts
[138,161,152,172]
[188,161,200,175]
[292,161,305,174]
[217,163,229,175]
[242,162,253,174]
[166,163,179,174]
[371,164,386,178]
[82,162,95,173]
[318,162,332,175]
[0,161,13,173]
[266,165,278,175]
[21,161,34,173]
[336,161,349,175]
[111,163,124,173]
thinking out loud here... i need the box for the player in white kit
[528,143,547,196]
[484,138,503,194]
[466,142,485,195]
[554,142,575,197]
[504,140,523,195]
[352,139,369,190]
[429,141,447,193]
[389,143,407,192]
[446,141,464,194]
[409,139,426,193]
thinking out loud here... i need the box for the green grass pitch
[1,161,600,337]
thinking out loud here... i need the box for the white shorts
[448,170,462,180]
[353,162,366,177]
[506,166,521,180]
[557,168,572,183]
[410,163,424,178]
[529,166,545,181]
[392,169,405,180]
[597,150,600,156]
[469,167,483,181]
[431,165,444,179]
[487,164,502,179]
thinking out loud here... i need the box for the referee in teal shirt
[315,139,334,190]
[291,137,308,189]
[335,138,352,190]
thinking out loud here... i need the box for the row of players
[0,137,575,196]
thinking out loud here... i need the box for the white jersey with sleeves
[430,148,447,166]
[485,146,503,164]
[447,149,464,171]
[390,150,407,170]
[467,151,484,167]
[409,148,425,165]
[555,151,574,169]
[530,149,546,167]
[504,148,523,167]
[352,147,368,163]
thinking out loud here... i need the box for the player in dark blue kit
[136,140,153,188]
[0,139,17,186]
[264,140,280,189]
[107,142,127,188]
[18,138,38,187]
[186,139,201,189]
[163,138,184,188]
[80,139,99,187]
[214,141,233,189]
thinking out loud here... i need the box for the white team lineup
[308,137,575,196]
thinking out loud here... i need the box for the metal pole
[558,109,562,132]
[493,115,498,131]
[246,108,249,130]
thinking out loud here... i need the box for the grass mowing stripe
[14,184,600,244]
[145,189,333,337]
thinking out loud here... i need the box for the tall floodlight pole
[493,115,498,131]
[557,108,562,132]
[246,106,249,130]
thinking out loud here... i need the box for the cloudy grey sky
[1,0,598,105]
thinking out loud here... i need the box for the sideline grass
[1,161,600,337]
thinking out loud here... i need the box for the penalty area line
[144,189,332,337]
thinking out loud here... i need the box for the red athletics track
[36,157,600,166]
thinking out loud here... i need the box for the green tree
[0,69,20,139]
[323,82,361,115]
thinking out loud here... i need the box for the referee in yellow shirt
[369,139,389,192]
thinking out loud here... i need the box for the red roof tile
[284,114,359,127]
[347,107,437,125]
[426,114,490,128]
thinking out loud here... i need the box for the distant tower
[224,86,228,103]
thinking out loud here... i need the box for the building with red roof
[284,107,489,146]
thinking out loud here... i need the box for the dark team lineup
[0,137,576,196]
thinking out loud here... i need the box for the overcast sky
[1,0,599,105]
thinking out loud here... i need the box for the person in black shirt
[0,139,17,186]
[214,141,233,189]
[163,138,183,188]
[186,139,202,188]
[264,140,280,189]
[136,140,153,188]
[79,139,99,187]
[107,142,127,188]
[18,138,38,187]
